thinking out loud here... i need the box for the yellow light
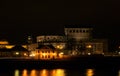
[30,69,37,76]
[53,53,57,56]
[29,52,36,57]
[56,45,63,49]
[6,45,14,49]
[86,69,94,76]
[60,52,64,55]
[29,54,35,57]
[22,45,27,49]
[22,69,28,76]
[15,52,19,55]
[14,69,19,76]
[57,45,60,48]
[59,52,64,58]
[40,69,48,76]
[51,69,65,76]
[24,53,27,56]
[0,41,9,44]
[86,45,92,48]
[42,53,46,56]
[88,53,91,55]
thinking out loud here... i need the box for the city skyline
[0,0,120,50]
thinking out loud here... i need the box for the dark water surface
[0,68,119,76]
[0,56,120,76]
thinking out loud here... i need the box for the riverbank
[0,56,120,69]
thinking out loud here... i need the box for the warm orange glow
[29,52,36,57]
[53,53,57,56]
[56,45,63,49]
[14,69,19,76]
[59,52,64,58]
[40,69,48,76]
[86,45,92,48]
[38,51,58,59]
[6,45,14,49]
[30,69,37,76]
[24,53,27,56]
[0,41,9,44]
[22,69,28,76]
[22,45,27,49]
[86,69,94,76]
[51,69,65,76]
[18,69,66,76]
[42,53,46,56]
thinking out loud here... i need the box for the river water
[0,68,119,76]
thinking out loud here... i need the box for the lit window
[48,55,50,58]
[15,52,19,55]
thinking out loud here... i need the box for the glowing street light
[15,52,19,55]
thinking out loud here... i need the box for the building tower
[28,36,33,44]
[64,25,93,55]
[64,25,93,41]
[27,36,33,51]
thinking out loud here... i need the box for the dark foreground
[0,56,120,69]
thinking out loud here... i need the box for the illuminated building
[0,44,29,57]
[35,44,62,59]
[64,25,108,55]
[0,40,14,49]
[11,45,29,57]
[34,25,108,56]
[0,25,108,58]
[64,25,93,41]
[37,35,66,50]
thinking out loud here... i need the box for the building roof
[64,24,93,28]
[0,40,9,44]
[11,45,28,51]
[37,44,55,49]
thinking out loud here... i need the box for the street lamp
[86,45,92,55]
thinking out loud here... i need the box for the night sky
[0,0,120,50]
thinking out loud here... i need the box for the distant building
[0,40,14,49]
[25,24,108,59]
[35,44,59,59]
[36,35,66,50]
[64,25,108,55]
[64,25,93,41]
[0,45,29,57]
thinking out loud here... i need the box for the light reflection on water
[86,69,94,76]
[118,70,120,76]
[12,68,119,76]
[14,69,94,76]
[14,69,19,76]
[14,69,66,76]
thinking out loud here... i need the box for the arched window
[73,30,75,33]
[80,30,82,32]
[76,30,79,33]
[83,30,85,32]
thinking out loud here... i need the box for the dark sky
[0,0,120,48]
